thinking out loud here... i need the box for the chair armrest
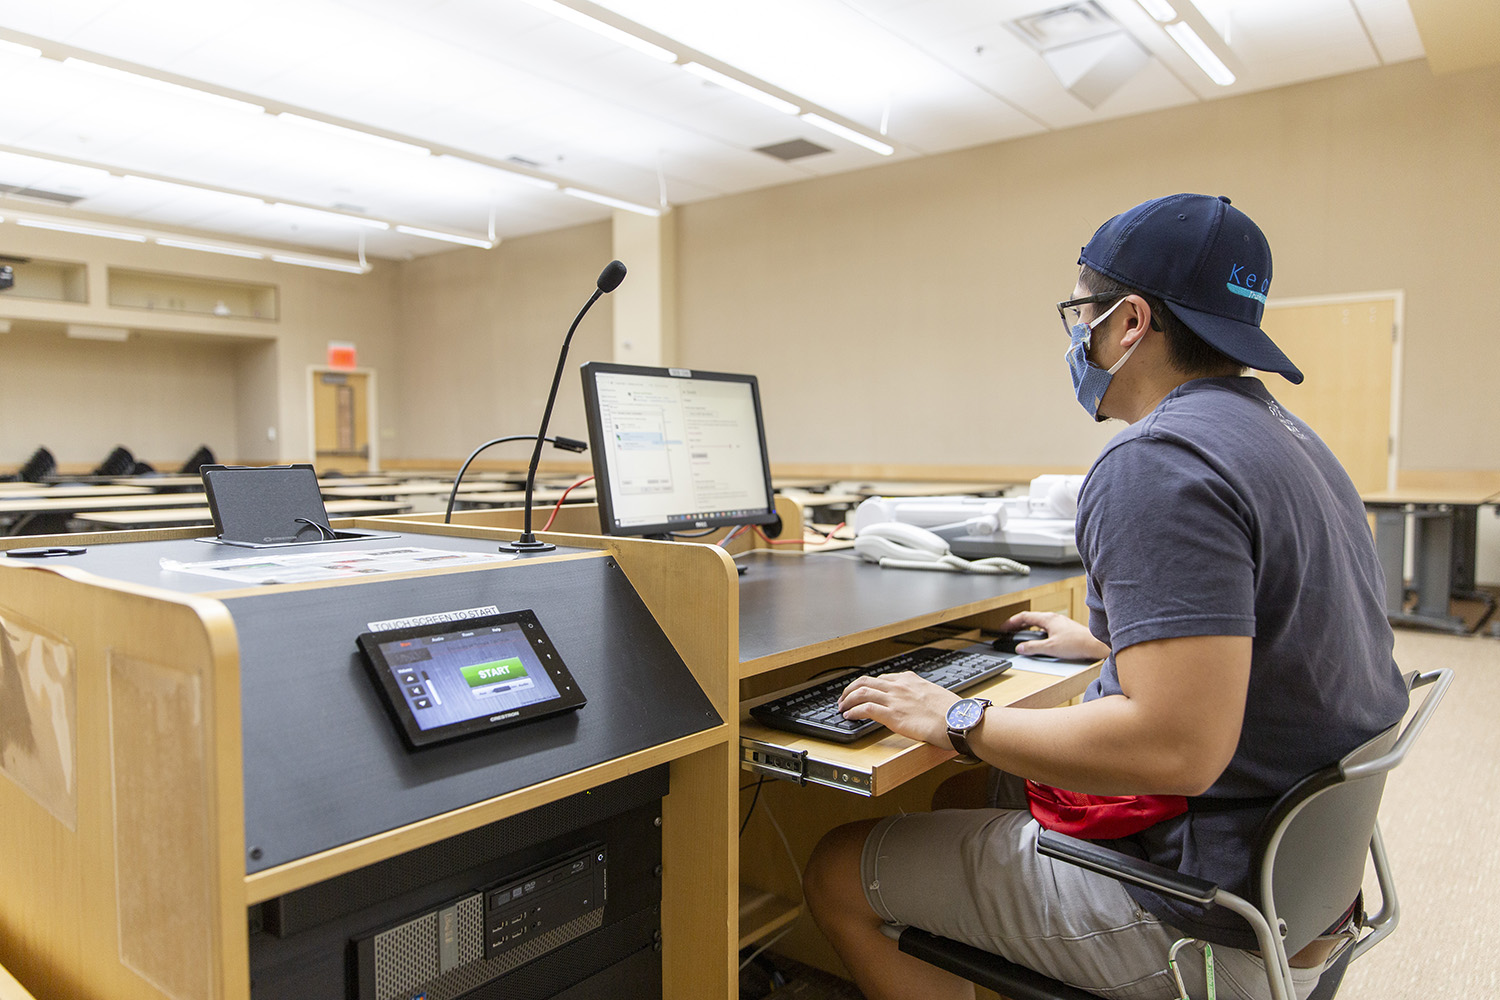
[1037,829,1218,904]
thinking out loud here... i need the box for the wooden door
[1258,297,1398,493]
[312,370,371,473]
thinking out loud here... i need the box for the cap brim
[1166,299,1305,385]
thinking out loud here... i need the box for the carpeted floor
[1336,628,1500,997]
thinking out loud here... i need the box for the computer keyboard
[749,645,1012,744]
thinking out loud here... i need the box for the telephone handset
[854,522,1028,575]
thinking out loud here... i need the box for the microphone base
[498,537,556,553]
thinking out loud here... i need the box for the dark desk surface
[735,549,1082,674]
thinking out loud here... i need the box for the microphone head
[597,259,627,293]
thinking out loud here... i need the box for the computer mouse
[993,629,1047,654]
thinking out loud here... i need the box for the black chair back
[92,446,137,477]
[179,445,216,475]
[17,447,57,482]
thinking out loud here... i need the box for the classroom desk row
[1362,487,1500,634]
[0,494,1089,1000]
[0,479,601,535]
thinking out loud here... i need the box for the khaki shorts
[860,808,1327,1000]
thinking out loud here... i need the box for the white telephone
[854,522,1029,575]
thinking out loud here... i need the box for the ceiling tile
[0,0,1446,259]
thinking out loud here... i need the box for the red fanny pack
[1025,780,1188,840]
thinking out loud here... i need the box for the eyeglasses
[1056,292,1122,340]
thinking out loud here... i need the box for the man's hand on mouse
[1000,611,1111,661]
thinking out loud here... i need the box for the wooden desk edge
[739,662,1100,797]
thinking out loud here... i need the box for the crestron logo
[1227,263,1269,304]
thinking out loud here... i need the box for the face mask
[1065,298,1138,421]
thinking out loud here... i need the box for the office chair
[179,445,216,475]
[897,668,1451,1000]
[91,445,138,477]
[6,446,56,482]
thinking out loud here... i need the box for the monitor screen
[580,362,777,537]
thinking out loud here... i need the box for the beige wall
[3,58,1495,482]
[391,221,614,464]
[0,327,242,469]
[0,227,400,470]
[673,59,1500,474]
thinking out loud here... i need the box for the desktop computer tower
[247,767,666,1000]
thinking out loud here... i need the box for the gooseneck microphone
[499,259,626,552]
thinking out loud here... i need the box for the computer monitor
[579,361,778,538]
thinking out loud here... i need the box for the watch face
[946,698,985,730]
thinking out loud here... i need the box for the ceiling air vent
[0,185,85,206]
[1008,1,1148,109]
[1009,1,1121,52]
[754,138,831,162]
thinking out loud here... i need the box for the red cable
[755,522,850,547]
[541,475,594,531]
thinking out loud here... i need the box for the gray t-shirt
[1076,376,1408,948]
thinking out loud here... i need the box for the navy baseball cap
[1079,193,1303,384]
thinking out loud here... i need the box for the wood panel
[0,563,244,1000]
[0,960,38,1000]
[1261,297,1397,493]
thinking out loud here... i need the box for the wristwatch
[945,697,992,764]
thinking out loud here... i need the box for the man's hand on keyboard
[836,671,961,749]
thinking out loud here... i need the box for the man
[803,194,1409,1000]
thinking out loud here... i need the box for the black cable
[443,434,585,524]
[293,516,336,540]
[668,527,719,538]
[740,776,765,837]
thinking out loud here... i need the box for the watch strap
[947,729,980,763]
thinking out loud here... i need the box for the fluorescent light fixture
[437,157,561,191]
[277,113,431,156]
[62,58,265,113]
[562,187,662,217]
[67,324,130,341]
[121,174,268,210]
[1137,0,1177,22]
[273,202,390,230]
[394,225,495,249]
[798,113,894,156]
[155,237,265,259]
[0,39,42,58]
[48,162,114,183]
[270,254,369,274]
[682,62,799,115]
[498,171,560,190]
[516,0,677,62]
[17,217,147,242]
[1164,21,1235,85]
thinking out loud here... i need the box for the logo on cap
[1226,263,1268,304]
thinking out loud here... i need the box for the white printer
[850,475,1083,565]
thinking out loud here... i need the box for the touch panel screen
[357,610,585,748]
